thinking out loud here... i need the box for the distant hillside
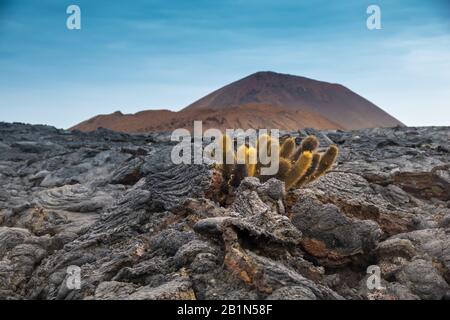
[71,104,343,133]
[184,71,403,130]
[71,71,403,132]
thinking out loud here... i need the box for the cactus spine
[291,135,319,161]
[280,137,296,159]
[296,152,320,187]
[219,134,235,181]
[285,151,313,190]
[246,147,257,177]
[300,135,320,152]
[309,144,339,182]
[275,157,292,180]
[230,144,249,187]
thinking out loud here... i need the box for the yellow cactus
[219,134,235,180]
[229,144,248,187]
[257,134,270,154]
[296,153,320,187]
[257,133,280,157]
[256,133,279,176]
[285,151,313,190]
[246,147,257,177]
[291,135,320,161]
[301,135,320,152]
[280,137,296,159]
[236,144,248,164]
[310,145,339,182]
[275,157,292,180]
[215,133,338,194]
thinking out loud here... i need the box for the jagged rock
[266,286,317,300]
[192,178,337,298]
[391,165,450,201]
[36,184,118,213]
[0,227,32,259]
[290,191,382,266]
[246,252,342,299]
[388,228,450,283]
[173,240,218,268]
[195,179,302,247]
[95,276,196,300]
[111,158,144,185]
[149,229,197,256]
[11,141,62,154]
[375,238,417,278]
[0,122,449,300]
[128,276,196,300]
[94,281,136,299]
[0,227,52,296]
[385,283,420,300]
[395,258,449,300]
[302,172,414,236]
[356,277,420,300]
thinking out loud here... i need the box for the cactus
[246,147,257,177]
[230,144,249,187]
[309,144,339,182]
[275,157,292,180]
[256,133,280,179]
[257,134,271,153]
[296,153,320,187]
[236,144,248,164]
[229,163,248,188]
[300,135,320,152]
[216,133,338,194]
[219,134,235,181]
[280,137,296,159]
[291,135,319,160]
[284,151,313,190]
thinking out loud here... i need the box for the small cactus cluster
[216,134,339,194]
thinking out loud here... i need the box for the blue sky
[0,0,449,128]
